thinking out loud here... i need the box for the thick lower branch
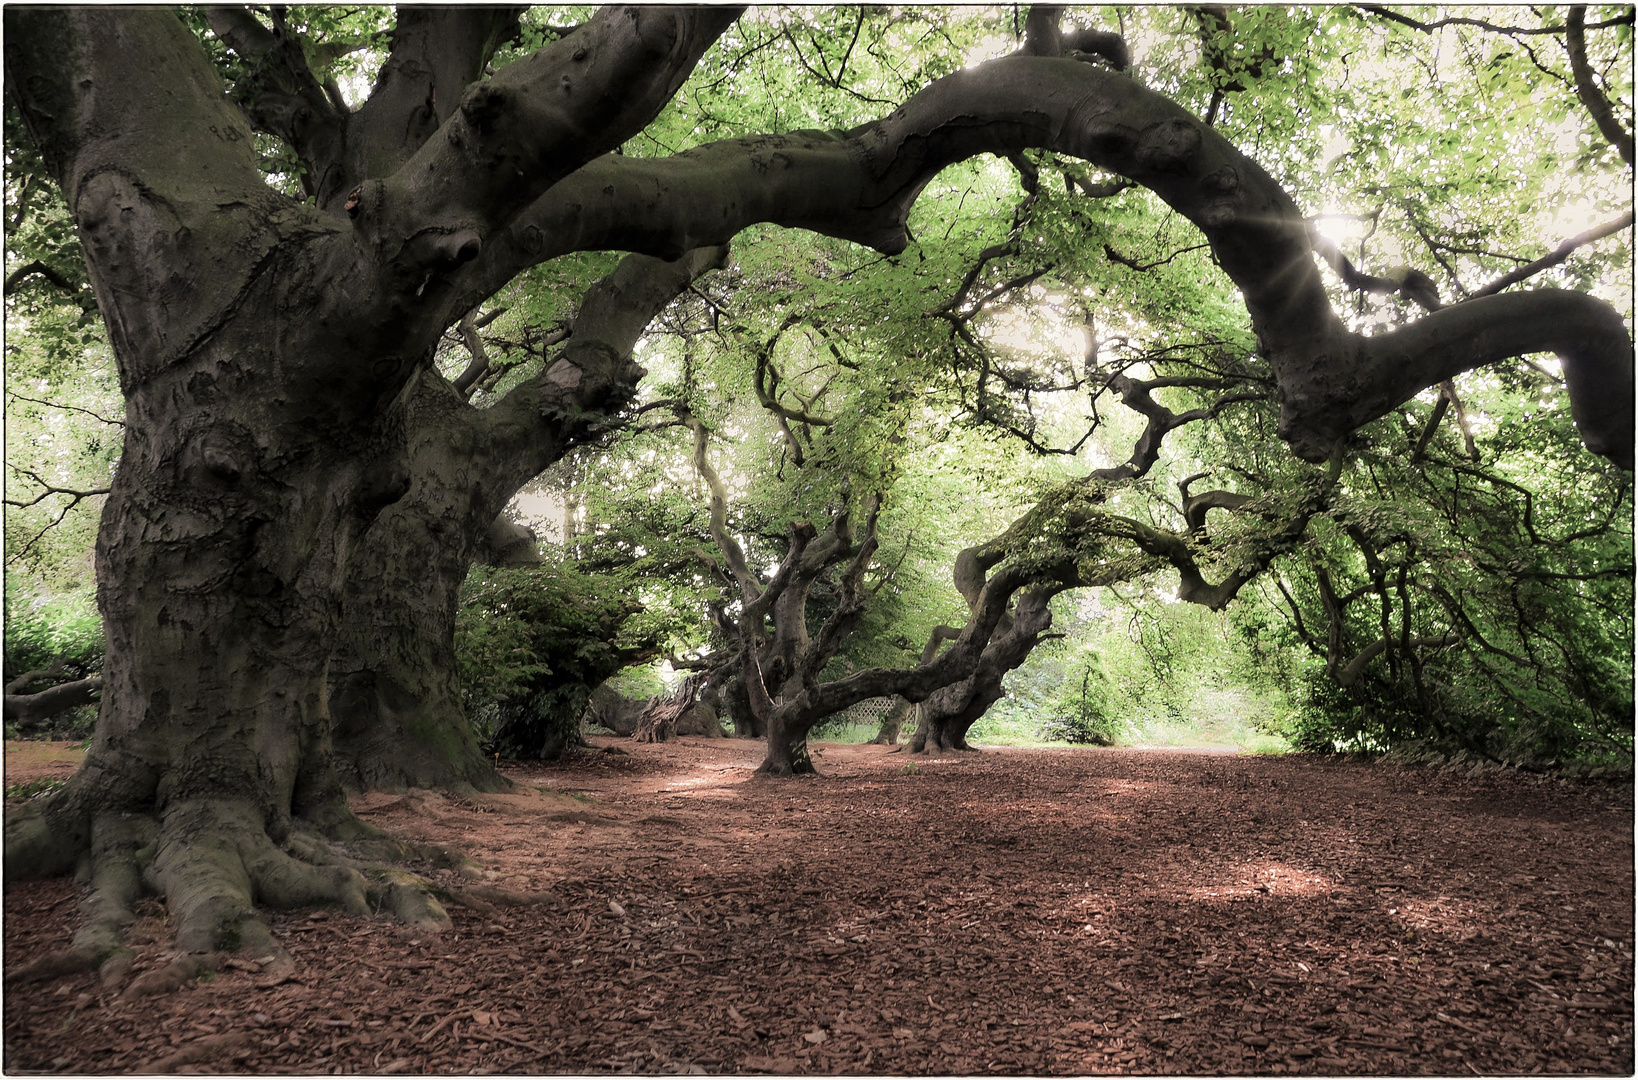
[1351,290,1632,469]
[438,46,1628,467]
[5,677,103,729]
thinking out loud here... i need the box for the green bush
[455,560,652,760]
[1041,654,1123,745]
[4,580,103,677]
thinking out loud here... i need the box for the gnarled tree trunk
[329,247,724,788]
[2,4,735,982]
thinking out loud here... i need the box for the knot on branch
[1136,119,1201,173]
[1023,7,1129,68]
[1063,28,1130,70]
[458,82,509,135]
[1198,165,1242,225]
[355,456,410,516]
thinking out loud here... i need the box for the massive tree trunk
[327,386,516,794]
[877,626,959,746]
[329,247,723,787]
[4,8,424,972]
[2,4,734,981]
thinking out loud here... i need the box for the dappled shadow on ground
[4,738,1633,1074]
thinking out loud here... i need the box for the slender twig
[1470,210,1634,298]
[6,393,122,426]
[1103,242,1210,273]
[4,469,111,564]
[1357,5,1633,36]
[4,467,112,510]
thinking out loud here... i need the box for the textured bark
[331,248,725,789]
[632,673,724,742]
[207,7,529,210]
[2,5,732,974]
[3,8,416,969]
[328,375,508,795]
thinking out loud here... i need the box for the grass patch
[5,776,68,802]
[808,719,884,746]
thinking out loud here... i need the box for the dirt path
[4,737,1632,1074]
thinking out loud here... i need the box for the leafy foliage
[455,560,654,760]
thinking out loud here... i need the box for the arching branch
[681,411,761,599]
[475,245,729,502]
[1356,5,1634,37]
[443,40,1630,469]
[1470,211,1635,298]
[368,6,739,291]
[1566,7,1634,168]
[3,259,78,296]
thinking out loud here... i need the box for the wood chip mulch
[3,738,1632,1074]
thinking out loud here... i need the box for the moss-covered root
[5,810,143,987]
[9,795,486,995]
[116,799,370,996]
[367,869,453,935]
[4,799,86,881]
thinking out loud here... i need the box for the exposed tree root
[125,954,219,999]
[146,1031,254,1073]
[2,789,505,997]
[442,882,558,910]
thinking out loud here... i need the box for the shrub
[455,560,653,759]
[1041,654,1123,745]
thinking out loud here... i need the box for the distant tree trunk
[584,684,648,736]
[634,674,701,743]
[681,685,727,744]
[720,672,763,738]
[760,710,819,776]
[909,586,1060,755]
[869,698,913,746]
[876,625,960,746]
[629,672,725,741]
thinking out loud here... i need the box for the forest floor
[3,736,1633,1075]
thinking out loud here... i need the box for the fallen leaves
[3,740,1632,1075]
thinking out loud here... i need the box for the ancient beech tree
[4,4,1630,980]
[682,410,886,775]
